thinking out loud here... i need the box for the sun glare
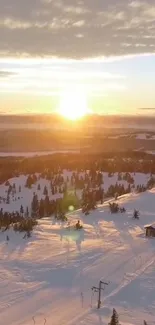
[58,89,90,120]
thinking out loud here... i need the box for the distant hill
[0,113,155,130]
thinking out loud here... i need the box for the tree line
[0,151,155,183]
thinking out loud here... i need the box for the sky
[0,0,155,116]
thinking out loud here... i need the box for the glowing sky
[0,0,155,115]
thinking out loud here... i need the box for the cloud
[0,0,155,58]
[0,70,16,78]
[139,107,155,110]
[0,64,126,96]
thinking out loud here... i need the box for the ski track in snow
[0,173,155,324]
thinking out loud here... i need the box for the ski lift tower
[92,280,109,309]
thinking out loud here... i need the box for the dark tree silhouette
[109,309,119,325]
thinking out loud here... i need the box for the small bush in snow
[13,218,38,233]
[109,203,119,213]
[5,180,10,186]
[133,209,139,219]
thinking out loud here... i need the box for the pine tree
[33,174,37,183]
[71,175,74,186]
[117,173,122,181]
[114,192,118,200]
[20,205,24,215]
[31,194,39,216]
[13,183,16,194]
[25,175,33,188]
[39,199,45,218]
[109,309,119,325]
[5,180,10,186]
[43,186,48,196]
[8,185,12,195]
[133,209,139,219]
[44,195,50,216]
[127,183,131,193]
[147,176,155,189]
[25,206,29,218]
[6,194,10,204]
[37,183,41,191]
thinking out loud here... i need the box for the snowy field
[0,172,155,325]
[145,151,155,155]
[0,172,152,213]
[1,189,155,325]
[135,134,155,140]
[0,150,80,157]
[108,133,155,140]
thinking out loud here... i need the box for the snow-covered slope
[135,133,155,140]
[108,133,155,140]
[0,150,80,157]
[1,190,155,325]
[0,172,151,214]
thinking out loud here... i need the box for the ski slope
[1,189,155,325]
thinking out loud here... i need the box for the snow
[1,174,155,324]
[135,134,155,140]
[145,150,155,155]
[144,223,155,229]
[136,134,148,140]
[0,150,80,157]
[0,172,151,214]
[107,133,155,140]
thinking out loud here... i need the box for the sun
[58,89,90,120]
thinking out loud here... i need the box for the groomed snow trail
[1,190,155,325]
